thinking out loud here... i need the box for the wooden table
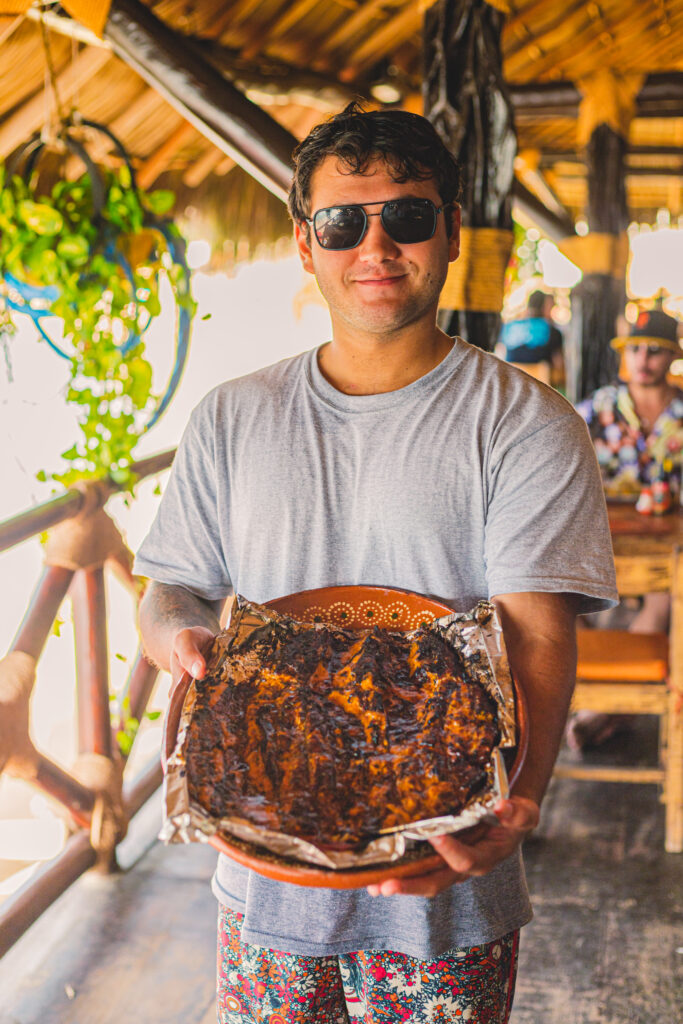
[606,501,683,852]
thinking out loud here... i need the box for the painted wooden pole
[558,70,642,399]
[423,0,516,352]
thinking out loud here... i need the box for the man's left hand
[366,796,539,898]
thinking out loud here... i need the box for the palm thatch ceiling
[1,0,682,255]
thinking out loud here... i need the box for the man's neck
[317,326,454,396]
[628,381,676,426]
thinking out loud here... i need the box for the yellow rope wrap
[0,651,39,778]
[73,753,127,853]
[45,507,133,574]
[576,70,645,147]
[558,232,629,278]
[439,226,514,313]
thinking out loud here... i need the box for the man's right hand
[169,626,216,687]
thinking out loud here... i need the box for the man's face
[623,343,675,387]
[294,155,460,339]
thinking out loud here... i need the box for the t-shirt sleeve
[133,406,232,602]
[484,411,618,613]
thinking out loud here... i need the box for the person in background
[567,308,683,750]
[496,289,565,389]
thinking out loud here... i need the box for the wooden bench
[555,626,683,851]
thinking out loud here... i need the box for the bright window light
[629,227,683,300]
[538,240,582,289]
[186,239,211,270]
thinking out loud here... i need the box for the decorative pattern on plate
[296,598,434,629]
[408,610,438,629]
[266,591,451,630]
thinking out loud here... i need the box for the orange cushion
[576,629,669,682]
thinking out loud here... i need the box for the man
[577,308,683,503]
[135,104,617,1023]
[496,290,565,389]
[568,308,683,750]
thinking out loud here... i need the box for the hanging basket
[0,119,195,483]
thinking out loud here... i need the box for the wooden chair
[555,550,683,853]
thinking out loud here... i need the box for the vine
[0,156,194,489]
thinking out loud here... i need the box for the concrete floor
[1,721,681,1024]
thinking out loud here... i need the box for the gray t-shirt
[135,338,617,957]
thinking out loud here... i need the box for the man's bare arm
[493,590,579,805]
[138,581,223,683]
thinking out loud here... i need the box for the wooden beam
[136,119,197,190]
[505,0,586,61]
[104,0,296,200]
[240,0,320,61]
[182,144,224,188]
[312,0,388,67]
[0,14,24,45]
[340,3,423,81]
[0,46,112,159]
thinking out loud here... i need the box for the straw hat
[611,309,681,353]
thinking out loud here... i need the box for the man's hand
[366,796,539,898]
[169,625,216,686]
[138,581,222,680]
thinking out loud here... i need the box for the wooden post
[423,0,516,352]
[666,546,683,853]
[560,71,642,399]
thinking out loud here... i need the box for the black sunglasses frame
[304,197,449,251]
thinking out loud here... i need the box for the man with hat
[568,308,682,749]
[577,308,683,502]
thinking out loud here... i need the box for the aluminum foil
[161,598,519,870]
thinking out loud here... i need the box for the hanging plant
[0,120,194,490]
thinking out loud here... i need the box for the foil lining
[160,597,518,871]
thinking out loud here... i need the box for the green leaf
[145,189,175,214]
[145,710,161,721]
[116,730,133,756]
[56,235,90,264]
[18,200,63,235]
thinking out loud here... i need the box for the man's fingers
[367,865,461,898]
[428,834,479,874]
[494,797,540,832]
[173,627,215,679]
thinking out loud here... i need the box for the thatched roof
[1,0,682,255]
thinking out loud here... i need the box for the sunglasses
[304,197,448,251]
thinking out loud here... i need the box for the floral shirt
[577,382,683,498]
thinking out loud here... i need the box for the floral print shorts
[217,906,519,1024]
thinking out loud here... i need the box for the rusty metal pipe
[0,449,175,554]
[0,830,95,959]
[125,650,160,735]
[0,753,163,957]
[71,569,112,759]
[11,565,75,660]
[34,755,95,830]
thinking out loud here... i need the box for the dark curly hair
[288,101,462,229]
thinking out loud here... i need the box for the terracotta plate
[163,585,527,888]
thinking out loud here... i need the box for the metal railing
[0,448,175,957]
